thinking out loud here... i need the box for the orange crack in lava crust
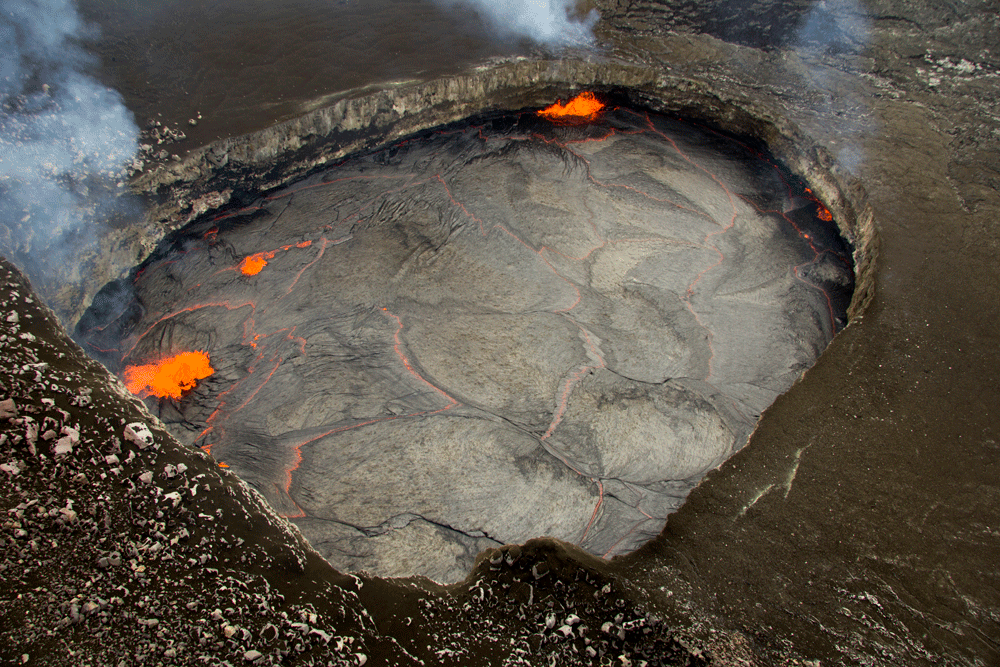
[123,351,215,400]
[538,91,605,124]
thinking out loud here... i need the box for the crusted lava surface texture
[76,106,853,583]
[0,255,730,667]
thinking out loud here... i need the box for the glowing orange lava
[123,351,215,400]
[804,188,833,222]
[538,92,605,124]
[238,241,313,275]
[239,251,275,276]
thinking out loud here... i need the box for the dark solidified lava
[76,105,854,583]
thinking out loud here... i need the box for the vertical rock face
[77,105,852,582]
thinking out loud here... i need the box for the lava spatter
[80,107,854,582]
[538,91,605,124]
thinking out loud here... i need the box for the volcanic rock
[1,0,998,664]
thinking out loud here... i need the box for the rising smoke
[794,0,873,174]
[0,0,140,315]
[433,0,599,46]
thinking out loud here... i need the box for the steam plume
[794,0,873,173]
[434,0,599,46]
[0,0,140,314]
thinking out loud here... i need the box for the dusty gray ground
[76,109,851,583]
[1,0,998,665]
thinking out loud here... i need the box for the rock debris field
[77,106,853,583]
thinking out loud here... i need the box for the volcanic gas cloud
[78,98,854,583]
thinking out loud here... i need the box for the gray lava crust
[77,108,852,583]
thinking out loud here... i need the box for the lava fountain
[76,99,854,583]
[537,91,606,124]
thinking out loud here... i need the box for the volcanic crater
[76,98,854,583]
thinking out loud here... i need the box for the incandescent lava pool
[76,100,854,583]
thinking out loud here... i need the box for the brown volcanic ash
[76,106,853,583]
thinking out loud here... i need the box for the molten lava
[239,241,313,275]
[803,188,833,222]
[124,351,215,400]
[240,251,276,276]
[538,92,605,124]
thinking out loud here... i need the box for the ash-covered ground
[76,106,852,583]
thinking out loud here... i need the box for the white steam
[434,0,599,46]
[0,0,140,306]
[794,0,873,173]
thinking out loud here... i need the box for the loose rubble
[131,117,200,171]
